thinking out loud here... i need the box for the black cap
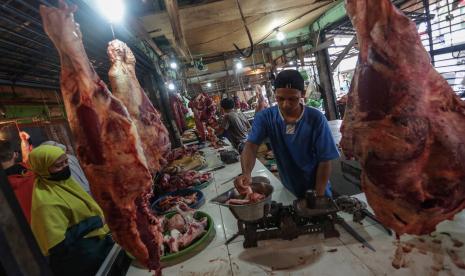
[274,69,304,92]
[221,98,235,110]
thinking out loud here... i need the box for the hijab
[29,145,108,255]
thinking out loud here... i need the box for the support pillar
[298,47,305,68]
[314,32,339,120]
[223,55,230,97]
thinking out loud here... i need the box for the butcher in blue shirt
[235,70,340,198]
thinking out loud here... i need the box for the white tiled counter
[127,147,465,276]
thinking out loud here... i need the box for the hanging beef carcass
[170,94,188,134]
[340,0,465,235]
[108,39,171,171]
[189,93,219,144]
[40,2,163,274]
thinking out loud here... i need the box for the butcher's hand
[19,131,30,141]
[234,174,252,195]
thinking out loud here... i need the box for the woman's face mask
[48,154,70,181]
[47,166,71,181]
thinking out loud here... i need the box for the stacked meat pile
[157,193,198,212]
[163,211,208,254]
[180,130,198,143]
[165,145,199,162]
[159,171,211,192]
[188,93,219,142]
[40,1,165,273]
[340,0,465,235]
[163,153,206,174]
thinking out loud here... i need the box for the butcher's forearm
[315,161,332,196]
[241,142,258,176]
[20,140,31,164]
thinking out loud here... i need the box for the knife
[336,217,376,252]
[361,209,393,236]
[219,176,237,185]
[199,164,226,173]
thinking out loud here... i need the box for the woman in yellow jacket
[29,145,113,276]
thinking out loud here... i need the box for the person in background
[216,98,251,153]
[29,145,113,276]
[233,96,250,111]
[0,131,34,223]
[337,94,348,119]
[235,70,340,198]
[41,140,91,194]
[254,85,269,113]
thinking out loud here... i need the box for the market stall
[127,141,465,276]
[1,0,465,275]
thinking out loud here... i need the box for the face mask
[48,166,71,181]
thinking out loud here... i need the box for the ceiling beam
[127,19,165,58]
[197,40,310,65]
[303,37,334,55]
[185,61,268,82]
[164,0,189,58]
[310,0,346,33]
[330,36,356,71]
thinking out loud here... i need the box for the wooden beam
[314,33,338,120]
[223,55,229,93]
[265,41,307,53]
[164,0,189,58]
[196,41,308,65]
[185,60,268,80]
[330,36,356,71]
[273,48,294,64]
[298,46,305,67]
[305,37,334,55]
[128,18,164,57]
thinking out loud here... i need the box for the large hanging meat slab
[40,1,163,274]
[340,0,465,235]
[188,93,219,144]
[108,39,171,171]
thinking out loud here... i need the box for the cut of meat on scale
[40,1,163,274]
[227,187,265,205]
[108,39,171,171]
[340,0,465,235]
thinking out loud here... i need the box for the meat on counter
[163,210,208,254]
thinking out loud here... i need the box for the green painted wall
[310,0,347,33]
[2,105,66,125]
[266,0,348,60]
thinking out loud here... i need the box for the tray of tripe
[151,189,205,214]
[164,153,207,174]
[181,130,199,143]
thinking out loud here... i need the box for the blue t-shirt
[248,106,340,198]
